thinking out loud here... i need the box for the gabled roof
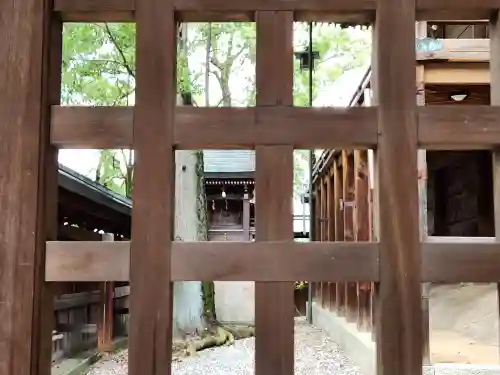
[58,164,131,216]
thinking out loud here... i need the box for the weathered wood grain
[422,237,500,282]
[374,0,422,372]
[0,0,58,374]
[45,241,380,282]
[51,105,378,149]
[52,103,500,150]
[418,105,500,149]
[31,10,63,375]
[254,12,295,375]
[489,10,500,361]
[128,0,175,374]
[53,0,500,22]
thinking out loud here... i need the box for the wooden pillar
[128,0,175,373]
[0,1,60,374]
[255,11,294,375]
[327,170,336,310]
[324,175,332,309]
[374,0,422,373]
[416,20,431,366]
[320,178,327,307]
[98,233,115,352]
[354,150,371,331]
[243,193,250,241]
[343,151,357,322]
[489,11,500,365]
[333,158,345,315]
[313,188,321,303]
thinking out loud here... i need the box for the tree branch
[99,23,136,78]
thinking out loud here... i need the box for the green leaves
[62,23,136,105]
[62,22,370,199]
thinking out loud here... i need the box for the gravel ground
[86,318,363,375]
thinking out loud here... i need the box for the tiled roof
[203,150,255,173]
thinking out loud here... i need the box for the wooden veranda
[3,1,500,375]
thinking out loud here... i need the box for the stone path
[86,318,363,375]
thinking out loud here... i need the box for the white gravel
[86,318,363,375]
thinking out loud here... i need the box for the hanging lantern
[294,46,320,72]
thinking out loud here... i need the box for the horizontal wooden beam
[52,105,500,151]
[54,0,496,22]
[417,39,489,62]
[55,291,101,310]
[418,105,500,150]
[422,237,500,282]
[51,106,133,149]
[47,238,500,283]
[45,240,380,282]
[51,106,378,149]
[423,62,489,84]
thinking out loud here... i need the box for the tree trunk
[171,24,207,338]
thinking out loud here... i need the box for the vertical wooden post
[0,0,59,374]
[129,0,175,373]
[333,158,345,315]
[255,11,294,375]
[325,171,336,311]
[343,151,357,322]
[489,10,500,365]
[313,188,321,302]
[320,178,326,307]
[35,10,63,375]
[416,20,431,366]
[374,0,422,373]
[98,233,115,352]
[243,193,251,241]
[354,150,371,331]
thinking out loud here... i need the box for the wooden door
[3,1,500,375]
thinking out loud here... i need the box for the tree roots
[183,324,255,357]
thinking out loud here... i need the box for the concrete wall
[215,281,255,324]
[311,302,500,375]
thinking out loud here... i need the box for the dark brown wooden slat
[416,10,492,21]
[51,106,133,148]
[51,105,378,149]
[53,0,499,23]
[417,0,500,10]
[418,106,500,150]
[490,10,500,361]
[175,242,379,281]
[422,237,500,282]
[45,241,380,282]
[54,0,376,13]
[54,0,134,21]
[52,103,500,151]
[254,11,294,375]
[128,0,175,374]
[176,106,378,149]
[374,0,422,373]
[31,11,63,375]
[45,241,130,282]
[47,237,500,284]
[174,0,377,11]
[0,0,56,373]
[54,0,500,14]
